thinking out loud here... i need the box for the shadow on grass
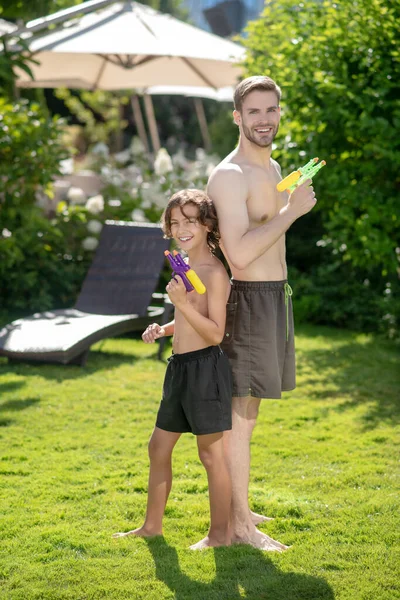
[0,348,155,382]
[0,380,26,394]
[146,537,334,600]
[0,397,40,412]
[0,396,40,428]
[297,328,400,428]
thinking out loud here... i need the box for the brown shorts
[220,280,296,399]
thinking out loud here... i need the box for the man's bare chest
[246,181,282,225]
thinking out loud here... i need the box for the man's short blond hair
[234,76,281,112]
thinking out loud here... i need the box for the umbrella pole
[130,94,150,154]
[143,94,161,154]
[193,98,211,153]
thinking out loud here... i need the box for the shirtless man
[207,75,317,551]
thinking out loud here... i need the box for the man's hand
[142,323,165,343]
[285,179,317,219]
[166,276,187,308]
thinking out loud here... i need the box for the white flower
[108,198,121,207]
[100,165,125,186]
[141,181,166,209]
[2,228,12,238]
[186,164,202,181]
[114,148,131,164]
[86,194,104,214]
[87,219,103,235]
[82,236,99,251]
[124,164,142,183]
[172,149,188,169]
[59,158,74,175]
[67,186,86,205]
[131,136,146,156]
[90,142,109,158]
[154,148,173,176]
[131,208,147,222]
[195,148,206,161]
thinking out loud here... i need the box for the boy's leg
[190,431,231,550]
[113,427,181,538]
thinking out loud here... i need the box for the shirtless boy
[113,189,233,550]
[207,75,317,551]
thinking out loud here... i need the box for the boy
[113,189,233,550]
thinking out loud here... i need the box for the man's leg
[190,431,231,550]
[113,427,181,538]
[228,395,288,551]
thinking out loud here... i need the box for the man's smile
[254,126,273,134]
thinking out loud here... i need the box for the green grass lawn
[0,325,399,600]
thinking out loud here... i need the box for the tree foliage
[241,0,400,338]
[0,0,187,21]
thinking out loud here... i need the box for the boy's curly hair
[161,189,220,253]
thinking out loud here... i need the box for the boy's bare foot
[189,536,231,551]
[233,527,289,552]
[250,510,274,525]
[112,526,162,539]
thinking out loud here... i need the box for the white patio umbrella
[143,85,234,102]
[15,0,245,91]
[12,0,243,151]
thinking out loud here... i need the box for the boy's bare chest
[187,291,208,316]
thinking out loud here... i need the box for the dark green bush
[0,99,89,318]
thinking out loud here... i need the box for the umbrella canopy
[143,85,234,102]
[15,0,245,90]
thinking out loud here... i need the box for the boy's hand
[142,323,165,343]
[166,276,187,307]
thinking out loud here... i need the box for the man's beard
[242,123,278,148]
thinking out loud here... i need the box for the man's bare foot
[250,510,274,525]
[189,535,231,551]
[233,526,289,552]
[112,526,162,539]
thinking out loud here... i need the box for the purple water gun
[164,250,206,294]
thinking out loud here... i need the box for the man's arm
[167,270,228,346]
[207,165,316,270]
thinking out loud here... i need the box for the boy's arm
[142,320,174,343]
[207,165,316,270]
[167,271,228,346]
[162,321,175,336]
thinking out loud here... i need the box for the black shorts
[221,280,296,399]
[156,346,232,436]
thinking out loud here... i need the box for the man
[207,75,317,551]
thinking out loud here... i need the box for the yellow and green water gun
[277,157,326,193]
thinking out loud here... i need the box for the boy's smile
[170,204,209,253]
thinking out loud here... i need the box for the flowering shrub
[0,121,221,321]
[56,138,221,256]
